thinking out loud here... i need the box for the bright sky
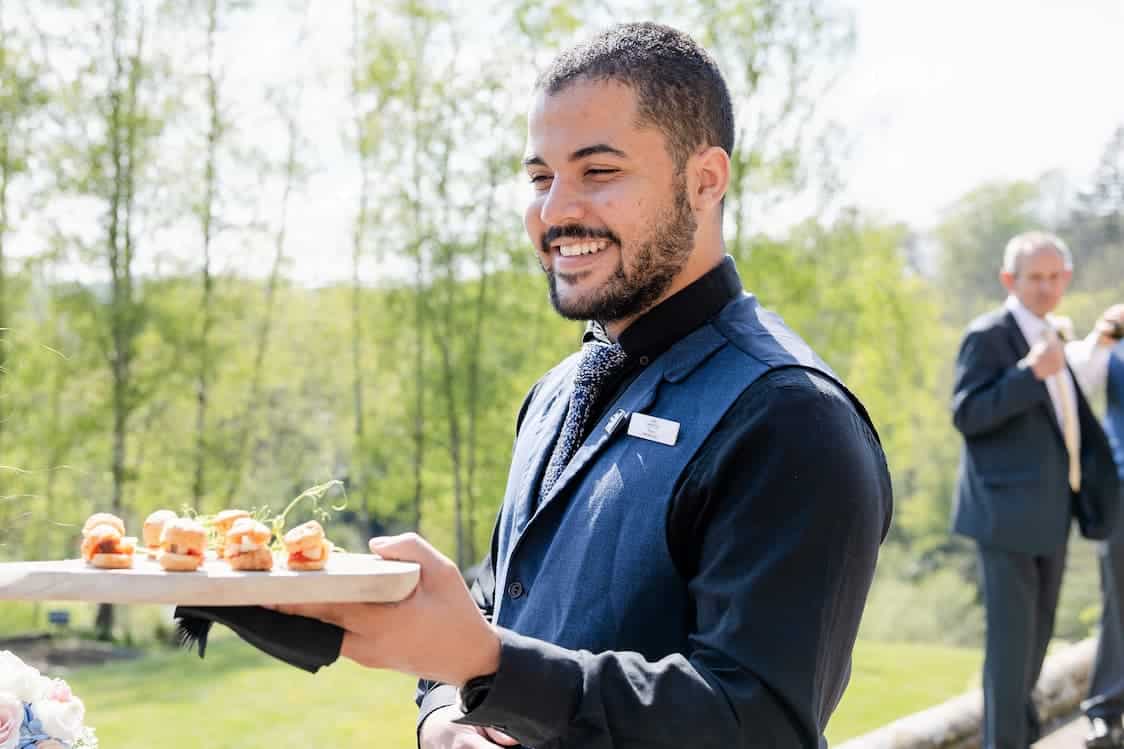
[831,0,1124,228]
[272,0,1124,282]
[11,1,1124,285]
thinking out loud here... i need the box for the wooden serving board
[0,553,420,605]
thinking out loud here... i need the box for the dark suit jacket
[951,307,1120,553]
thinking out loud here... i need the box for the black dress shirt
[418,256,893,747]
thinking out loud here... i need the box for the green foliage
[736,211,960,552]
[935,180,1042,323]
[858,544,984,646]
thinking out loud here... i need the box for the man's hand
[419,705,520,749]
[1026,334,1066,380]
[269,532,501,687]
[1094,303,1124,345]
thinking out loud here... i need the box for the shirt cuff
[416,683,460,748]
[453,627,584,746]
[1066,332,1111,396]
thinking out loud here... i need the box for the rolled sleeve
[454,628,584,743]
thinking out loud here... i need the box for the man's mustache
[541,225,619,254]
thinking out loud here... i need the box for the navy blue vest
[1108,342,1124,477]
[491,293,865,659]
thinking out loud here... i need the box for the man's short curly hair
[537,22,735,170]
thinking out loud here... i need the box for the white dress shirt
[1066,330,1114,400]
[1005,296,1081,452]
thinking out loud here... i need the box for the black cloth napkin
[173,605,344,674]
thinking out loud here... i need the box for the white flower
[0,691,23,749]
[73,726,99,749]
[0,651,49,703]
[31,695,86,743]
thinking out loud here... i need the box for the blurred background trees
[0,0,1122,648]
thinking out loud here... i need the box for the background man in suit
[1068,304,1124,748]
[952,231,1120,749]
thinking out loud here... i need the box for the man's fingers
[264,602,354,627]
[340,629,369,664]
[370,532,452,569]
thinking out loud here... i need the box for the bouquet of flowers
[0,651,97,749]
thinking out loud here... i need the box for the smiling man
[275,23,892,748]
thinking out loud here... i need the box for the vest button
[507,581,525,599]
[639,356,649,366]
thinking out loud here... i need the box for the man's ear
[999,270,1015,293]
[687,146,730,214]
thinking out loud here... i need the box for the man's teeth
[558,241,608,257]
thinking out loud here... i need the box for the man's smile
[549,239,617,276]
[553,238,611,257]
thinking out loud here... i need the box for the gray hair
[1002,231,1073,275]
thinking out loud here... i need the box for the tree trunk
[0,0,10,463]
[192,0,220,511]
[349,0,371,532]
[463,162,499,565]
[98,1,145,641]
[224,89,301,505]
[408,17,427,533]
[0,129,9,464]
[412,253,426,532]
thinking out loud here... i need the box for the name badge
[627,412,680,446]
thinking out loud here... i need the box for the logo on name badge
[626,412,680,446]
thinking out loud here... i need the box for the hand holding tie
[1026,330,1066,380]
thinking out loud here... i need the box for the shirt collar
[1006,295,1050,345]
[582,255,743,359]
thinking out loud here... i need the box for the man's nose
[539,178,586,226]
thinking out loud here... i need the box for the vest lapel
[531,323,731,523]
[532,363,664,519]
[509,386,569,538]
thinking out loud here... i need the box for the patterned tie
[539,341,629,501]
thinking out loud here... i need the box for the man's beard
[543,178,697,324]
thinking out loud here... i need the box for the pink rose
[0,691,23,749]
[46,681,73,703]
[37,741,65,749]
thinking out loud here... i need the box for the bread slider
[143,509,179,549]
[282,520,332,571]
[82,512,125,537]
[158,518,206,571]
[213,509,251,537]
[81,520,136,569]
[224,517,274,571]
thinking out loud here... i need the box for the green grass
[53,636,980,747]
[826,640,982,743]
[65,634,420,749]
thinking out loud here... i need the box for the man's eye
[586,169,617,177]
